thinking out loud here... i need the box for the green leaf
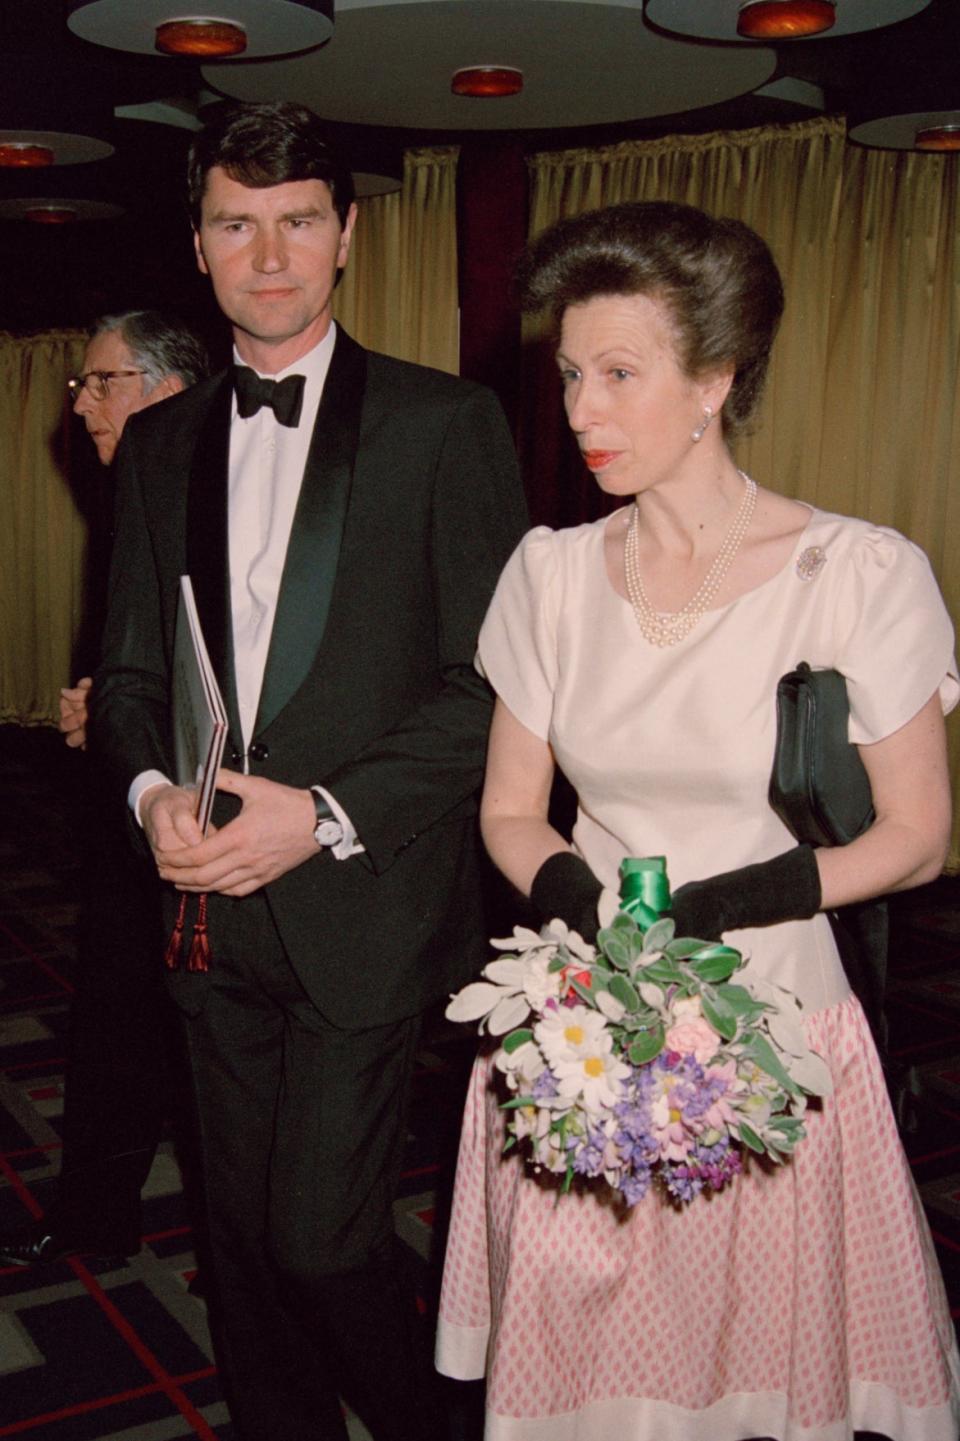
[642,918,675,952]
[629,1024,665,1065]
[689,947,741,983]
[665,937,709,960]
[608,973,641,1013]
[768,1116,806,1139]
[618,1006,658,1032]
[740,1034,800,1095]
[502,1028,534,1053]
[640,956,684,987]
[502,1134,517,1153]
[601,931,634,971]
[736,1120,766,1155]
[547,954,566,973]
[700,990,738,1042]
[716,984,768,1020]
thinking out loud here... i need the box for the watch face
[314,819,343,847]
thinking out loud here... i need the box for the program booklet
[172,576,227,835]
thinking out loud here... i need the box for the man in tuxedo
[0,311,209,1270]
[92,102,526,1441]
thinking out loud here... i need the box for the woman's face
[557,291,716,498]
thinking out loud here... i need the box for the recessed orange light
[737,0,835,38]
[915,124,960,152]
[25,206,79,224]
[155,18,248,56]
[451,66,523,98]
[0,143,55,168]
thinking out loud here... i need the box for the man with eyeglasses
[59,312,210,746]
[0,311,209,1272]
[69,310,208,466]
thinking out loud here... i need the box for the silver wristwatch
[310,788,344,848]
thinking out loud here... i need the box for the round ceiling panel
[205,0,777,131]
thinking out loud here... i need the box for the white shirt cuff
[129,769,173,825]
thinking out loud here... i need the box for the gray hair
[94,310,210,392]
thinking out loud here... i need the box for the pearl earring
[691,405,714,443]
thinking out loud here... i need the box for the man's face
[72,330,151,466]
[193,167,357,372]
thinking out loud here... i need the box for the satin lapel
[254,331,367,736]
[185,374,243,748]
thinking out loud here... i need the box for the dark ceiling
[0,0,956,336]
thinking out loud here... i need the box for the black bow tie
[234,366,306,428]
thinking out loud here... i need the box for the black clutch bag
[769,662,875,848]
[769,664,892,1067]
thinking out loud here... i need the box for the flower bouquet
[447,857,832,1206]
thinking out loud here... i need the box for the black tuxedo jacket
[93,328,527,1028]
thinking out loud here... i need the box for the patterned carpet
[0,723,957,1440]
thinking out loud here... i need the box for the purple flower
[570,1131,606,1178]
[619,1166,652,1207]
[532,1069,559,1101]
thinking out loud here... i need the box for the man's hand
[153,771,319,898]
[59,676,93,749]
[141,783,206,856]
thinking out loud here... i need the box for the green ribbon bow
[618,856,671,931]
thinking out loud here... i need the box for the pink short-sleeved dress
[436,508,960,1441]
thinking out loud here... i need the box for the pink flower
[664,1017,721,1066]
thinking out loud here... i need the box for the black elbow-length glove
[530,851,604,945]
[669,844,822,942]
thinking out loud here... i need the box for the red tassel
[165,894,187,970]
[187,892,213,972]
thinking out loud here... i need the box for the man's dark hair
[187,101,356,229]
[95,310,210,390]
[516,200,784,437]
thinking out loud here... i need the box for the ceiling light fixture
[24,206,80,225]
[155,18,248,56]
[0,196,124,224]
[0,143,55,168]
[644,0,931,42]
[67,0,333,59]
[451,67,523,99]
[914,124,960,152]
[849,83,960,151]
[736,0,834,39]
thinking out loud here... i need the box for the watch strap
[310,788,344,848]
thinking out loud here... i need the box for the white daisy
[553,1048,631,1111]
[535,1004,612,1068]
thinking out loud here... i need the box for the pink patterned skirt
[436,995,960,1441]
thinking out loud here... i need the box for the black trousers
[55,763,173,1246]
[173,892,442,1441]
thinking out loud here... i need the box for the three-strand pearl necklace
[623,471,757,647]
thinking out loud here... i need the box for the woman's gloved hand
[530,851,604,944]
[669,844,822,942]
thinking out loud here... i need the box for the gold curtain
[0,330,89,727]
[334,145,460,373]
[527,117,960,865]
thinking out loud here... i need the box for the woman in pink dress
[436,201,960,1440]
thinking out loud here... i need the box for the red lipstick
[581,450,621,470]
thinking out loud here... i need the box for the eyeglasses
[67,369,147,401]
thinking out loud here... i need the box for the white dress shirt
[229,326,334,745]
[130,323,360,857]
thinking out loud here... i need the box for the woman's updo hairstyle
[516,201,784,436]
